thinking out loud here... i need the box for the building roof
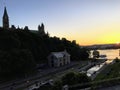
[52,52,64,58]
[51,50,70,58]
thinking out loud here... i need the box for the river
[87,49,120,77]
[98,49,120,59]
[91,49,120,60]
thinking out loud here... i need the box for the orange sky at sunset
[61,22,120,45]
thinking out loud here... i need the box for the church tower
[38,23,45,35]
[3,7,9,28]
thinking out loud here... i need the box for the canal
[87,49,120,78]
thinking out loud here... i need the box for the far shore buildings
[48,50,70,67]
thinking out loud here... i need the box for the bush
[61,72,91,85]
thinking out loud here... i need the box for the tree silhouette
[0,28,89,78]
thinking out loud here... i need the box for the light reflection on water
[91,49,120,60]
[87,49,120,77]
[98,49,120,60]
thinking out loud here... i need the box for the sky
[0,0,120,45]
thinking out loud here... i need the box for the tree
[0,49,36,77]
[93,50,100,59]
[52,80,62,90]
[61,72,91,85]
[0,28,90,79]
[11,25,16,30]
[77,73,91,83]
[72,40,76,45]
[62,72,78,85]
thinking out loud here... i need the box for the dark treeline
[0,28,89,78]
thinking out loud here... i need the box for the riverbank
[69,59,120,90]
[95,58,120,81]
[86,59,109,80]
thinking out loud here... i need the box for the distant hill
[84,43,120,50]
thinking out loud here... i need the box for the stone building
[3,7,9,29]
[48,50,70,67]
[1,6,46,35]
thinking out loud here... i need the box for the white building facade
[48,50,70,67]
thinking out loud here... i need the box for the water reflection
[91,49,120,60]
[87,62,105,77]
[99,49,120,60]
[87,49,119,78]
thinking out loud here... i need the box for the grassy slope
[95,61,120,81]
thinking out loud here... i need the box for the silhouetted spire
[38,25,41,30]
[41,23,44,30]
[38,23,45,35]
[3,7,8,17]
[3,6,9,28]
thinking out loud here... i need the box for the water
[87,49,120,77]
[98,49,120,60]
[87,62,105,77]
[91,49,120,60]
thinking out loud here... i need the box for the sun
[116,42,120,45]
